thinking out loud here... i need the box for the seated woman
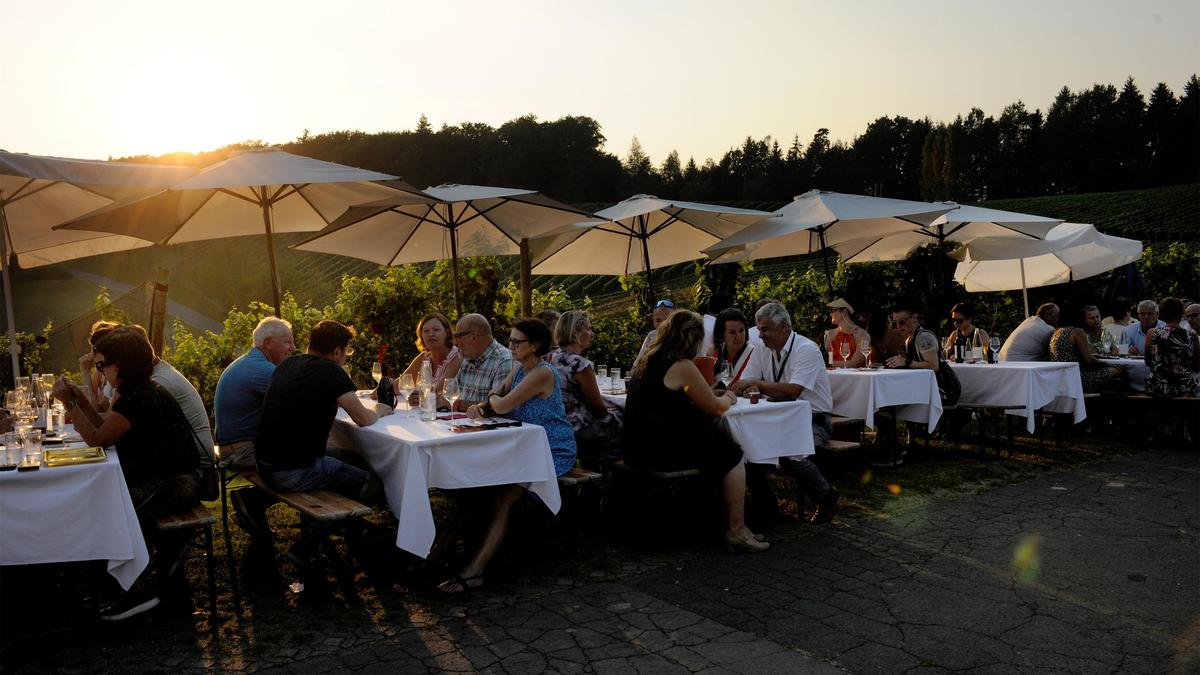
[52,327,199,621]
[822,298,870,367]
[440,319,576,593]
[712,307,757,386]
[945,302,992,360]
[1048,306,1125,393]
[623,310,767,554]
[549,310,624,467]
[77,320,123,413]
[633,299,676,365]
[398,312,462,394]
[1144,297,1198,398]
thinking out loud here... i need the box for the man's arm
[338,391,382,427]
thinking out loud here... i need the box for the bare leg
[438,484,524,592]
[722,462,751,538]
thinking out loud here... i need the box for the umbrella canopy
[832,204,1062,263]
[954,222,1143,315]
[0,150,197,381]
[703,189,956,293]
[57,148,410,315]
[531,195,769,299]
[292,183,599,315]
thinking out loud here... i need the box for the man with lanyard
[448,314,514,412]
[731,302,839,524]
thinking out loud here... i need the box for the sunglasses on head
[654,299,675,309]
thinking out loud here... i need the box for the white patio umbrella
[56,148,413,315]
[954,222,1143,315]
[530,195,770,300]
[292,183,599,316]
[703,189,956,293]
[0,150,197,380]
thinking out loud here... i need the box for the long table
[0,437,148,590]
[329,407,561,559]
[951,362,1087,432]
[602,394,815,463]
[827,368,943,431]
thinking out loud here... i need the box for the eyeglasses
[654,299,675,309]
[452,330,475,338]
[890,316,913,328]
[94,360,111,370]
[1186,313,1200,319]
[951,317,965,324]
[507,338,530,347]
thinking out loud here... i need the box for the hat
[826,298,854,313]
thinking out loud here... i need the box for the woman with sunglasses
[945,303,991,361]
[441,318,576,594]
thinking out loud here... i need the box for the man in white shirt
[999,303,1059,362]
[731,302,838,524]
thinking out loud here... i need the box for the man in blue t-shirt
[215,317,294,543]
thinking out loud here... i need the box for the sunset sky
[2,0,1195,169]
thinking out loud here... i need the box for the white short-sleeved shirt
[999,316,1055,362]
[744,332,832,414]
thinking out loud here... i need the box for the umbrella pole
[260,198,284,317]
[450,225,462,318]
[1020,259,1030,317]
[519,239,532,317]
[639,217,655,305]
[0,205,21,384]
[818,228,834,296]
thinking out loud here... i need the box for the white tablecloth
[0,446,149,590]
[329,410,561,559]
[828,368,943,431]
[602,394,815,463]
[1107,357,1150,392]
[950,362,1087,432]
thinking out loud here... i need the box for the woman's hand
[885,355,906,368]
[52,376,83,404]
[466,403,485,419]
[78,352,95,372]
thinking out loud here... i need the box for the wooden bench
[957,403,1026,453]
[154,502,217,611]
[557,466,604,488]
[241,470,373,522]
[818,439,862,453]
[609,460,700,481]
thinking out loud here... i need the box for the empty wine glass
[838,340,851,367]
[396,373,416,416]
[942,335,954,360]
[442,379,460,416]
[860,337,873,368]
[371,361,384,385]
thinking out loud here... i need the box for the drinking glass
[371,361,384,385]
[396,374,416,416]
[839,341,851,367]
[442,379,460,416]
[943,335,954,360]
[595,365,610,393]
[1117,334,1129,356]
[23,431,42,466]
[989,337,1001,361]
[14,377,29,392]
[860,337,873,368]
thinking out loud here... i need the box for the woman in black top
[52,327,199,620]
[623,310,767,553]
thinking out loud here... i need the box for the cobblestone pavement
[5,447,1197,674]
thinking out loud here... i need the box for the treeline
[124,75,1197,204]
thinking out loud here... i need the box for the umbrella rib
[270,184,305,202]
[164,189,224,244]
[840,236,885,263]
[458,199,522,248]
[385,218,426,267]
[292,187,333,227]
[3,178,52,204]
[217,187,263,206]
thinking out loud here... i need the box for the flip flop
[437,573,484,594]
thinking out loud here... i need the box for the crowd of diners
[48,292,1198,617]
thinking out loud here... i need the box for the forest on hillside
[119,76,1198,206]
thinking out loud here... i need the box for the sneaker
[231,488,273,542]
[99,591,161,621]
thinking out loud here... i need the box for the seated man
[215,317,296,469]
[731,302,839,524]
[215,317,295,542]
[1123,299,1166,356]
[633,299,676,366]
[999,303,1059,362]
[255,320,386,503]
[448,313,513,412]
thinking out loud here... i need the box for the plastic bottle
[418,358,434,390]
[419,385,437,421]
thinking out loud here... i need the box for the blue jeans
[259,455,369,501]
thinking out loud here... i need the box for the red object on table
[693,355,716,385]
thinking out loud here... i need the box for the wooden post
[519,239,533,318]
[148,267,169,356]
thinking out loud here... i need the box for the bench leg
[205,526,217,615]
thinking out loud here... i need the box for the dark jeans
[259,450,375,502]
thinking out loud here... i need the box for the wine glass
[838,341,851,367]
[942,335,954,361]
[396,374,415,416]
[989,336,1001,361]
[371,361,384,385]
[442,379,460,417]
[860,337,873,368]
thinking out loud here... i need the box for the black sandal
[437,573,484,594]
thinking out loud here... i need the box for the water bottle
[971,329,983,364]
[419,385,437,422]
[418,358,434,390]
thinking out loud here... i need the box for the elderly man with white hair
[215,317,295,544]
[1123,299,1166,356]
[731,302,839,524]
